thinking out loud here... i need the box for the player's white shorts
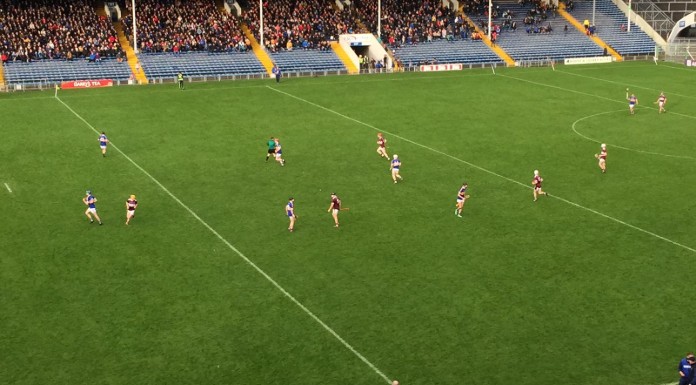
[87,208,97,214]
[127,210,136,218]
[598,158,606,164]
[100,144,107,148]
[332,209,339,214]
[275,153,282,158]
[658,101,664,108]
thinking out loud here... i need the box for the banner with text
[420,64,463,72]
[563,56,613,65]
[61,79,114,89]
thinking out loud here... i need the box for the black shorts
[268,149,275,154]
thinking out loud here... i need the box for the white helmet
[601,143,606,148]
[533,170,539,176]
[393,154,398,159]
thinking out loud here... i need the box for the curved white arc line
[571,110,696,160]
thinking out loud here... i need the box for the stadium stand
[118,0,268,80]
[242,0,355,53]
[569,0,655,55]
[392,39,504,67]
[0,0,123,61]
[493,1,605,61]
[138,52,266,80]
[121,0,248,53]
[3,59,131,87]
[352,0,504,66]
[269,49,346,73]
[241,0,354,72]
[0,0,131,86]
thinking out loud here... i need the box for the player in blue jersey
[286,197,296,232]
[455,182,470,217]
[83,190,103,225]
[274,138,285,166]
[99,132,109,157]
[626,89,638,115]
[390,154,403,183]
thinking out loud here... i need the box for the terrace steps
[460,13,516,66]
[558,3,623,61]
[0,63,5,89]
[111,16,149,83]
[241,23,275,76]
[330,42,359,74]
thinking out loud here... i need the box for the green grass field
[2,61,695,385]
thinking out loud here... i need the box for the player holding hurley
[455,182,470,217]
[654,92,667,114]
[532,170,548,202]
[125,194,138,225]
[594,144,607,173]
[626,89,638,115]
[327,193,341,227]
[376,133,389,159]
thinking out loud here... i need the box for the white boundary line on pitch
[556,69,696,100]
[266,85,696,255]
[4,183,12,193]
[497,73,696,121]
[571,109,696,160]
[53,94,393,385]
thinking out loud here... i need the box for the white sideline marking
[497,73,696,121]
[556,69,696,100]
[53,95,392,384]
[266,86,696,255]
[4,183,12,193]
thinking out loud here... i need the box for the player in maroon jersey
[327,193,341,227]
[654,92,667,113]
[376,133,389,159]
[125,194,138,225]
[532,170,547,202]
[594,144,607,173]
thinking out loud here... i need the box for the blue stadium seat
[138,52,267,80]
[569,0,655,55]
[269,50,346,73]
[493,2,604,61]
[392,39,503,66]
[4,59,132,87]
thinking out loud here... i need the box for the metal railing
[627,0,674,40]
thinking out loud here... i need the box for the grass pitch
[2,61,695,385]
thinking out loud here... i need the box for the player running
[390,154,403,183]
[99,132,109,157]
[327,193,341,227]
[286,197,296,232]
[532,170,548,202]
[626,90,638,115]
[83,190,103,225]
[125,194,138,225]
[655,92,667,114]
[376,133,389,159]
[455,182,470,217]
[266,137,276,162]
[595,143,607,173]
[274,138,285,166]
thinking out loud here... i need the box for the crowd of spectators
[243,0,355,53]
[121,0,249,54]
[353,0,474,47]
[0,0,122,64]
